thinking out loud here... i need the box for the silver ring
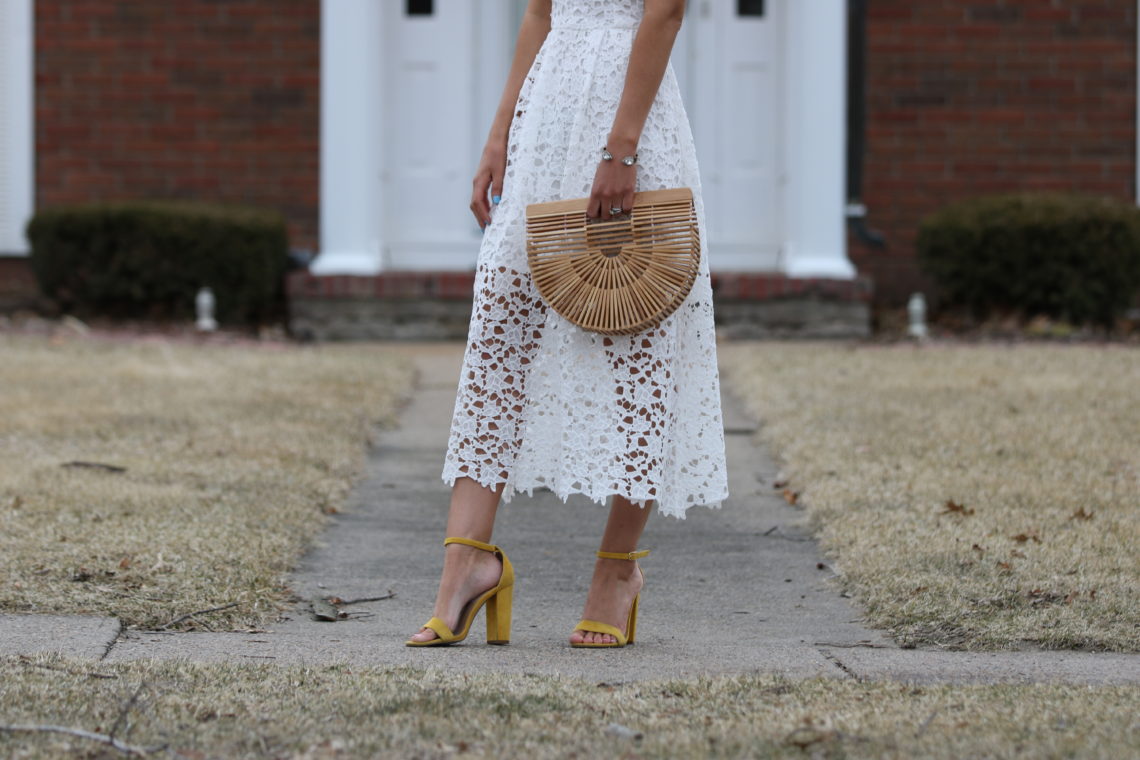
[610,206,623,215]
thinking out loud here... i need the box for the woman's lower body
[411,25,728,645]
[407,478,651,645]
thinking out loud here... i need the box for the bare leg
[569,493,653,645]
[408,476,506,643]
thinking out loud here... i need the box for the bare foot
[408,543,503,643]
[569,557,644,645]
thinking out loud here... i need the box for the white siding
[0,0,33,255]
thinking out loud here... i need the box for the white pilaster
[314,0,385,275]
[781,0,855,279]
[0,0,34,255]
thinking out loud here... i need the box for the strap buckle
[597,549,650,561]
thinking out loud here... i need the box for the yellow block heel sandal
[406,537,514,647]
[571,549,649,648]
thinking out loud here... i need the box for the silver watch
[602,147,638,166]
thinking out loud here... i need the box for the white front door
[377,0,783,273]
[673,0,782,270]
[382,0,483,270]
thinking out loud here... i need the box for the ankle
[444,542,494,564]
[595,557,641,582]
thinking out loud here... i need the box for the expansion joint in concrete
[817,648,860,680]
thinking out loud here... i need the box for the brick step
[286,270,873,341]
[284,270,873,303]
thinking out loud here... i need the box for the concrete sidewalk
[3,342,1139,685]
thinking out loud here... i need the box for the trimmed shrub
[26,201,289,325]
[916,193,1140,326]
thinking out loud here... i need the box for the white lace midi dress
[440,0,729,519]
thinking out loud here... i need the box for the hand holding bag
[524,188,701,336]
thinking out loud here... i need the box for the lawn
[0,332,416,631]
[1,653,1137,759]
[719,341,1140,650]
[1,333,1138,758]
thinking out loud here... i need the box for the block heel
[485,583,512,645]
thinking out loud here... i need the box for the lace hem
[441,462,727,520]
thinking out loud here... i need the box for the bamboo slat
[524,188,700,336]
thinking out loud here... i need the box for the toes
[571,630,620,645]
[410,628,438,643]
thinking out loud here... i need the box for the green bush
[26,201,289,325]
[916,193,1140,326]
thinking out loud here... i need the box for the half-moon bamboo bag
[524,188,701,336]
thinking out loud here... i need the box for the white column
[313,0,385,275]
[0,0,34,255]
[781,0,855,279]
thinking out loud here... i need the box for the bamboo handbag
[524,188,701,336]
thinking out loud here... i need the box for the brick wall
[856,0,1137,305]
[34,1,319,250]
[22,1,1140,313]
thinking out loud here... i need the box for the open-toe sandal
[406,537,514,647]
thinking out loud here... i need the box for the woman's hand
[471,141,507,228]
[587,146,637,220]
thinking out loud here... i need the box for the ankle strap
[444,536,498,553]
[596,549,650,561]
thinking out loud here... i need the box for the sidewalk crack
[817,647,860,680]
[97,619,125,661]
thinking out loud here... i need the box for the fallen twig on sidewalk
[336,592,396,605]
[813,641,891,649]
[312,590,396,620]
[762,525,812,542]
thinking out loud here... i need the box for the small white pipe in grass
[195,287,218,332]
[907,292,928,339]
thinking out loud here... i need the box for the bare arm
[470,0,552,227]
[589,0,686,219]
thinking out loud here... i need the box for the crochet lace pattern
[441,0,728,519]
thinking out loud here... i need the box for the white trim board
[0,0,34,255]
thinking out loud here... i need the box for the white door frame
[674,0,785,271]
[1,0,34,256]
[314,0,854,279]
[314,0,511,275]
[781,0,853,278]
[381,1,508,270]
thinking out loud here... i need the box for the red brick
[36,0,319,250]
[858,0,1135,306]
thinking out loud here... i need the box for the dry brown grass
[0,332,415,631]
[719,341,1140,651]
[1,653,1137,759]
